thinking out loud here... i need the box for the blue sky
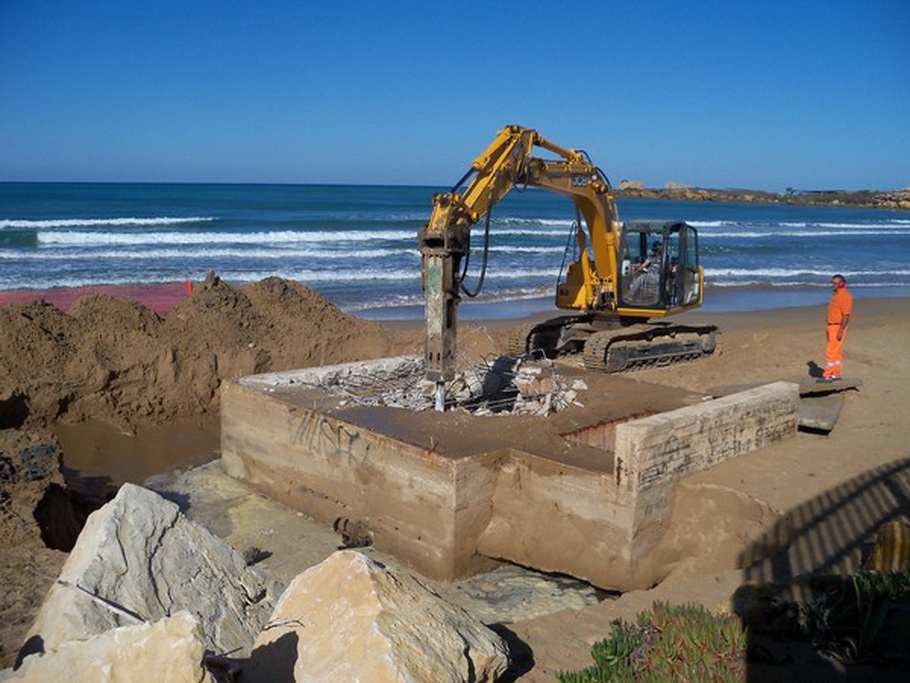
[1,0,907,190]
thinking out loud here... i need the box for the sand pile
[0,274,397,428]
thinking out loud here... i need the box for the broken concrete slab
[24,483,275,658]
[245,550,509,682]
[246,355,583,415]
[799,395,845,433]
[3,612,212,683]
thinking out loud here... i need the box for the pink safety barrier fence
[0,281,193,316]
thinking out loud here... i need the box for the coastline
[356,285,910,321]
[615,186,910,211]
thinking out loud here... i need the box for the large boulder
[2,612,212,682]
[246,550,509,682]
[23,483,275,658]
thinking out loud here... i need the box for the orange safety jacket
[827,287,853,325]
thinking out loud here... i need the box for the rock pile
[7,492,511,681]
[4,612,213,683]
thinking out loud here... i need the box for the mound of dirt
[0,274,397,429]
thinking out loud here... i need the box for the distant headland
[615,181,910,210]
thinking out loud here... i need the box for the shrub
[558,602,746,682]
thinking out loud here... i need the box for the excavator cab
[618,221,703,313]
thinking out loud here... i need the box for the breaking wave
[1,216,217,229]
[707,268,910,278]
[37,227,570,247]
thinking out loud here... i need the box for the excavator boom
[419,126,617,385]
[418,125,714,410]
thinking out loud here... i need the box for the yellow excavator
[419,125,716,410]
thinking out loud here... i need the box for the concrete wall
[221,381,474,581]
[222,374,800,590]
[476,382,799,590]
[477,450,635,589]
[614,381,800,579]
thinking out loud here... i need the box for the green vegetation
[557,602,746,682]
[559,571,910,681]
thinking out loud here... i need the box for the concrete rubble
[248,354,586,415]
[23,483,275,659]
[3,612,212,683]
[245,550,510,682]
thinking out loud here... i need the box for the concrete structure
[222,358,799,591]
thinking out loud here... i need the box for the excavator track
[506,322,547,357]
[582,324,717,373]
[506,315,593,358]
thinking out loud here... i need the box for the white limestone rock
[2,612,212,682]
[24,483,274,657]
[246,550,509,682]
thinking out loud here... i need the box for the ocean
[2,182,909,317]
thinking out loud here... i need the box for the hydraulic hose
[460,188,494,298]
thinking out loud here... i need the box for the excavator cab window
[619,221,699,310]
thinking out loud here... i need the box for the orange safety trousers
[824,324,846,377]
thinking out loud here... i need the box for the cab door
[678,224,702,307]
[618,224,665,309]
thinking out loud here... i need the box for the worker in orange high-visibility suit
[822,274,853,381]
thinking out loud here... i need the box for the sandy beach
[2,279,910,676]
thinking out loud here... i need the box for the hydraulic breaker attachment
[422,251,459,409]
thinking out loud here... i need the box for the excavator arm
[418,125,620,407]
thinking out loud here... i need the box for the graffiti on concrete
[290,410,371,467]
